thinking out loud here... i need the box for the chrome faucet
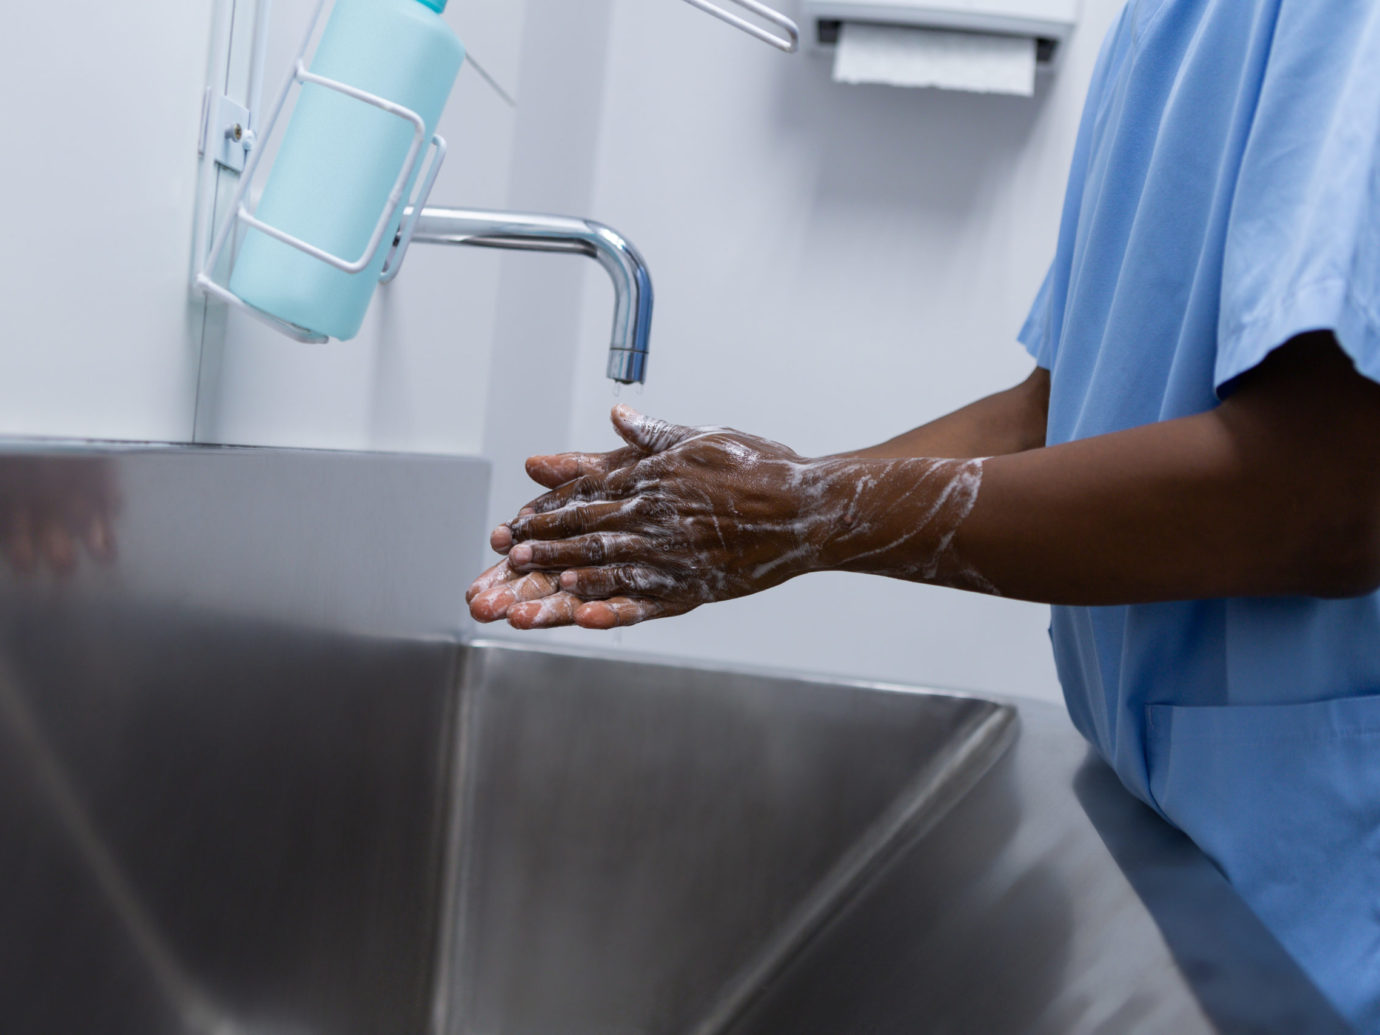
[405,207,654,385]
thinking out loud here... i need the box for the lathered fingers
[574,597,674,629]
[524,446,644,490]
[469,570,563,623]
[509,532,648,572]
[507,591,585,629]
[559,564,684,600]
[507,499,648,544]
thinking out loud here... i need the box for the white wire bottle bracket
[195,0,448,344]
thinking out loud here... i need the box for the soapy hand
[466,433,651,628]
[467,406,991,629]
[469,406,829,628]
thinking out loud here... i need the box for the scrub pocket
[1146,695,1380,1031]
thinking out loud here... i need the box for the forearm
[818,364,1380,604]
[844,367,1049,460]
[961,416,1329,603]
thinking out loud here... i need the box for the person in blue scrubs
[469,0,1380,1025]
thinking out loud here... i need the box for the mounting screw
[227,123,245,142]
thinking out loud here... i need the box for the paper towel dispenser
[803,0,1079,70]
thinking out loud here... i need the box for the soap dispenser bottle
[229,0,465,341]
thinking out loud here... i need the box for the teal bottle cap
[415,0,447,11]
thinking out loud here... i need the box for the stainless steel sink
[0,444,1349,1035]
[440,643,1016,1035]
[0,613,1013,1035]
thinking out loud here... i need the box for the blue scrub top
[1019,0,1380,1025]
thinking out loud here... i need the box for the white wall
[479,0,1124,703]
[0,0,216,441]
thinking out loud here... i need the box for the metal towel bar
[680,0,801,52]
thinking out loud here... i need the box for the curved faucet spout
[407,207,654,384]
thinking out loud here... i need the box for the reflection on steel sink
[441,643,1017,1035]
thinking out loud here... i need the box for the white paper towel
[833,23,1036,96]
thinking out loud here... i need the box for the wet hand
[467,428,657,627]
[485,406,831,629]
[465,558,588,629]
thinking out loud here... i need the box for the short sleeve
[1018,263,1057,370]
[1217,0,1380,394]
[1015,3,1138,375]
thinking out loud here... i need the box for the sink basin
[0,607,1013,1035]
[442,643,1017,1035]
[0,445,1346,1035]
